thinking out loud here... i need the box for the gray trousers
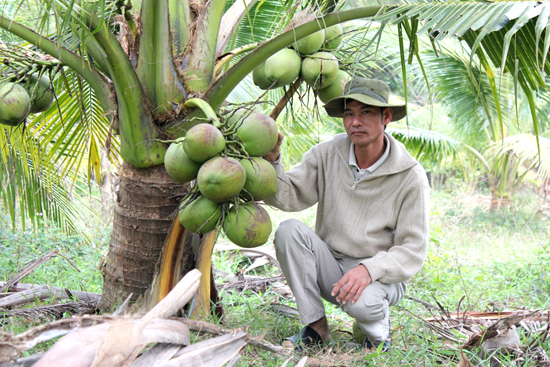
[274,219,406,344]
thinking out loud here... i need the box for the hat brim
[323,93,406,121]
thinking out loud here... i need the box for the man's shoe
[284,325,324,352]
[352,320,392,352]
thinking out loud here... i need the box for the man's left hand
[331,264,372,305]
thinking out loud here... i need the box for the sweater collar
[334,132,418,176]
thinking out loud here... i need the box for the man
[263,78,430,351]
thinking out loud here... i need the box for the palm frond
[0,128,97,239]
[388,125,463,168]
[27,70,120,187]
[486,134,550,183]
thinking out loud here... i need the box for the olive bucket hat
[323,78,406,121]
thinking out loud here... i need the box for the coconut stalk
[189,230,219,319]
[84,10,167,168]
[270,77,304,120]
[169,0,191,55]
[147,218,192,306]
[183,0,227,94]
[137,0,185,113]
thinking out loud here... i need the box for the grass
[1,184,549,366]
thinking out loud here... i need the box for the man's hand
[263,132,284,162]
[331,264,372,305]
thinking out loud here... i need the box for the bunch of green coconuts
[0,71,54,127]
[164,99,279,248]
[253,24,350,103]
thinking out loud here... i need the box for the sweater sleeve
[360,166,430,284]
[263,148,321,212]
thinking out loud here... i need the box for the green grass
[1,185,549,366]
[211,186,550,366]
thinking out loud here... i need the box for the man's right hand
[263,132,284,162]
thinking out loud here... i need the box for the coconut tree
[2,0,550,312]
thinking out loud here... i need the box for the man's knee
[343,283,389,323]
[273,219,306,251]
[346,298,388,323]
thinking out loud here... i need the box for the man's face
[342,100,393,149]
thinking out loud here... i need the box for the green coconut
[183,123,225,163]
[301,52,339,89]
[234,112,278,157]
[323,24,344,50]
[0,83,31,127]
[179,195,222,234]
[318,70,352,103]
[293,30,325,55]
[197,156,246,202]
[164,141,203,182]
[223,203,272,248]
[240,157,278,201]
[264,48,301,88]
[252,61,273,90]
[24,73,54,113]
[225,107,257,127]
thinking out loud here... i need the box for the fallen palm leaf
[0,251,79,294]
[215,242,281,271]
[178,318,292,356]
[0,285,101,308]
[0,352,44,367]
[0,315,115,363]
[130,344,182,367]
[269,302,300,318]
[224,353,242,367]
[1,270,201,365]
[219,275,285,291]
[157,331,247,367]
[462,310,540,350]
[32,318,190,367]
[0,300,98,320]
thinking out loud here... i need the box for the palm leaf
[27,70,120,187]
[0,128,97,239]
[487,134,550,183]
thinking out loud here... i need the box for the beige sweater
[264,133,430,284]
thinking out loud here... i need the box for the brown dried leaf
[462,311,538,350]
[457,352,475,367]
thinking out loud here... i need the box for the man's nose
[351,115,362,126]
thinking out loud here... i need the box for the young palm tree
[1,0,550,311]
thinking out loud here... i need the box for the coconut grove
[1,0,550,365]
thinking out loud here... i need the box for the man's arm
[361,167,430,284]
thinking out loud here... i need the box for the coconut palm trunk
[101,163,189,307]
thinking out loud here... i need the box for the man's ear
[383,107,393,125]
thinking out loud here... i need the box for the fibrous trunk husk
[101,162,190,310]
